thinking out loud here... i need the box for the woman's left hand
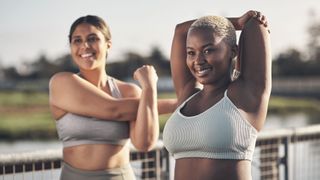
[238,10,269,29]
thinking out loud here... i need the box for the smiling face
[186,28,235,85]
[70,23,111,71]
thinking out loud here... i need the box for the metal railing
[253,125,320,180]
[0,141,169,180]
[1,125,320,180]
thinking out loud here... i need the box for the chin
[196,78,209,85]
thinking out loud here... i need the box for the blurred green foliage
[1,91,320,141]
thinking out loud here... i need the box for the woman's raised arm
[170,20,199,104]
[238,16,271,98]
[234,13,271,131]
[129,65,159,151]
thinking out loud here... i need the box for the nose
[195,53,206,65]
[79,41,90,49]
[84,42,90,48]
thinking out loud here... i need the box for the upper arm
[237,18,271,97]
[170,22,199,104]
[231,18,271,130]
[49,72,138,120]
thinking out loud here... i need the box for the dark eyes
[72,38,82,45]
[187,48,214,56]
[187,51,195,56]
[87,36,99,43]
[203,48,213,54]
[71,36,100,46]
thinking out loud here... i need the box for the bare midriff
[63,144,130,170]
[174,158,252,180]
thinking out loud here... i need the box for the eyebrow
[187,43,214,50]
[72,33,98,39]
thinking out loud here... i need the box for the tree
[272,10,320,77]
[3,67,21,80]
[148,46,171,76]
[307,10,320,62]
[26,54,59,79]
[55,54,78,73]
[273,48,305,77]
[107,52,147,80]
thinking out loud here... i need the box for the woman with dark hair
[49,15,176,180]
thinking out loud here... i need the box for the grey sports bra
[163,90,258,161]
[56,77,129,148]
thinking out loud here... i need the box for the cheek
[70,46,77,55]
[97,43,108,55]
[186,59,193,69]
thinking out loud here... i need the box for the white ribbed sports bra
[163,90,258,161]
[56,77,129,148]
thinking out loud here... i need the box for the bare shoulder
[48,72,76,119]
[111,78,141,98]
[49,72,77,88]
[50,71,75,79]
[48,72,79,115]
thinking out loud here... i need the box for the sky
[1,0,320,67]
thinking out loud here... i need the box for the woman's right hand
[133,65,158,90]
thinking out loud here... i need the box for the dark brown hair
[68,15,111,43]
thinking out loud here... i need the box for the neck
[79,68,108,88]
[202,82,229,97]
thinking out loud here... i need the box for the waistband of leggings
[62,162,132,176]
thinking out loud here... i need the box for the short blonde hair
[189,15,236,47]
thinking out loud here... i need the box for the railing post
[163,149,170,180]
[280,137,290,180]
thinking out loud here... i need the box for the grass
[1,91,319,141]
[268,96,320,113]
[0,91,56,140]
[0,112,57,140]
[0,91,48,106]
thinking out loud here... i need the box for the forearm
[131,88,159,151]
[227,17,242,30]
[228,10,269,31]
[157,98,177,114]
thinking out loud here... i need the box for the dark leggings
[60,162,136,180]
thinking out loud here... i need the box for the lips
[80,53,94,58]
[195,67,212,76]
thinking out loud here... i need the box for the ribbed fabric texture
[163,90,258,161]
[56,77,130,148]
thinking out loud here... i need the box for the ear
[231,45,240,71]
[230,45,241,81]
[106,40,112,49]
[231,45,238,59]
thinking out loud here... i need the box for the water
[0,141,62,154]
[264,112,312,129]
[1,112,318,153]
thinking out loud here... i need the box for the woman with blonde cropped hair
[163,10,271,180]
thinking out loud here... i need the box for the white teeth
[197,68,211,75]
[81,53,93,58]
